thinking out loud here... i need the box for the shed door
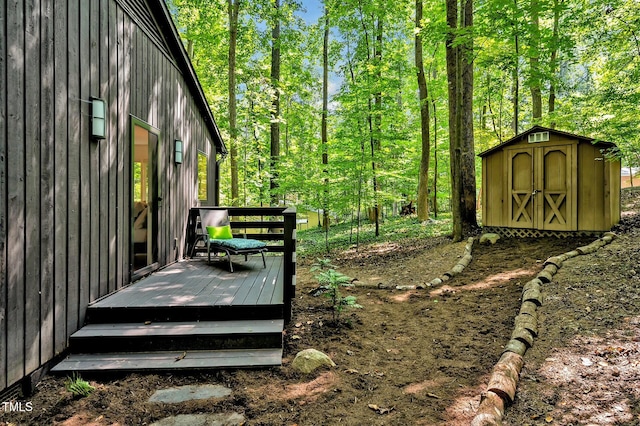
[536,144,577,231]
[507,144,577,231]
[507,148,535,228]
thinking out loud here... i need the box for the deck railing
[186,206,297,322]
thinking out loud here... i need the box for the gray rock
[480,233,500,245]
[150,413,245,426]
[291,348,336,374]
[148,384,232,404]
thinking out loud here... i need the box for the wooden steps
[68,320,284,353]
[84,304,284,324]
[52,348,283,372]
[52,259,288,374]
[52,319,284,372]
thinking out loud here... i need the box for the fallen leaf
[427,393,440,399]
[545,414,554,423]
[368,404,395,415]
[175,352,187,362]
[344,368,359,374]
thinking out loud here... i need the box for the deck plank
[71,319,284,338]
[51,348,283,372]
[205,257,255,304]
[257,255,280,305]
[89,257,283,309]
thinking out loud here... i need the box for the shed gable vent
[528,131,550,143]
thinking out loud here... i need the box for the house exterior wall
[0,0,221,393]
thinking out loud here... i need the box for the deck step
[51,348,283,372]
[68,319,284,353]
[84,304,284,324]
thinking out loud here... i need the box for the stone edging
[470,232,617,426]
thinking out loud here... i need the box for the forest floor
[2,189,639,426]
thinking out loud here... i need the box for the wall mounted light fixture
[91,97,106,140]
[175,140,183,164]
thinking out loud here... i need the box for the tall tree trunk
[446,0,478,241]
[322,2,330,238]
[432,96,438,218]
[548,0,560,128]
[371,16,383,237]
[460,0,478,235]
[270,0,281,206]
[446,0,461,240]
[415,0,431,222]
[511,0,520,135]
[228,0,240,206]
[529,0,542,120]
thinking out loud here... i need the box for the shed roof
[478,125,616,158]
[147,0,227,157]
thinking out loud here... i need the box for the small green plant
[310,258,336,272]
[65,373,95,398]
[312,259,362,323]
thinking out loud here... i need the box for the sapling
[312,259,362,323]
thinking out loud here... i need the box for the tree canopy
[167,0,639,240]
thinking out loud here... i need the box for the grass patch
[298,214,453,259]
[64,373,95,398]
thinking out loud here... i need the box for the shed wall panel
[482,152,504,226]
[608,159,621,227]
[577,143,605,231]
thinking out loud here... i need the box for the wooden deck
[85,256,284,324]
[92,256,283,309]
[52,256,287,373]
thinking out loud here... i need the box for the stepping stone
[150,413,245,426]
[148,384,232,404]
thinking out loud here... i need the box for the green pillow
[206,225,233,240]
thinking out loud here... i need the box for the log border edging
[395,237,476,290]
[470,232,617,426]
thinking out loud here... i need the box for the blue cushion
[209,238,266,251]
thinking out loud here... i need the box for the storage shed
[479,126,621,236]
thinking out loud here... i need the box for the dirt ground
[2,189,639,426]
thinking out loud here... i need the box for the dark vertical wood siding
[0,0,7,393]
[0,0,221,392]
